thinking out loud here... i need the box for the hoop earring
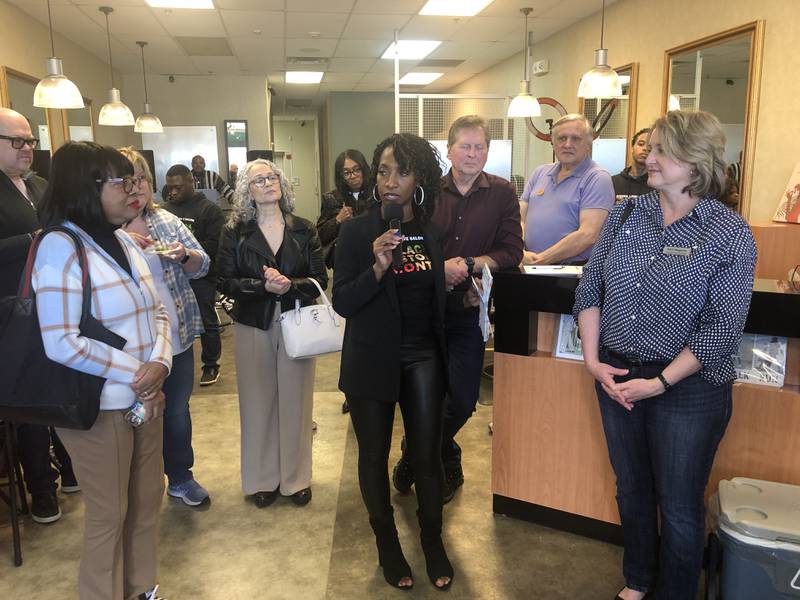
[414,185,425,206]
[372,184,380,203]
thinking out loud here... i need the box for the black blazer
[217,213,327,330]
[333,207,447,401]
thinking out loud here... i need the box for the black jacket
[316,188,374,268]
[611,167,654,197]
[0,171,47,296]
[163,192,225,279]
[333,207,447,402]
[217,213,327,330]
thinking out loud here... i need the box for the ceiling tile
[81,5,165,34]
[327,57,376,72]
[191,56,242,74]
[352,82,392,92]
[319,82,356,93]
[151,8,226,37]
[400,15,464,39]
[450,16,520,42]
[12,2,105,38]
[236,53,286,74]
[351,0,424,14]
[285,38,338,59]
[116,35,186,57]
[359,72,394,85]
[286,0,356,12]
[341,14,413,41]
[321,72,365,84]
[333,39,388,59]
[145,55,202,75]
[285,12,348,38]
[219,10,284,37]
[214,0,284,8]
[369,60,419,74]
[479,0,564,18]
[428,41,494,60]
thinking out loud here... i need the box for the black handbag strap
[18,226,94,326]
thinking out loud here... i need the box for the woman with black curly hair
[333,133,454,591]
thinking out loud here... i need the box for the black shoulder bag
[0,227,127,430]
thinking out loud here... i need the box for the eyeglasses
[95,174,146,194]
[250,174,280,188]
[342,166,362,179]
[0,134,40,150]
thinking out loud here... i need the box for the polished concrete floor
[1,324,639,599]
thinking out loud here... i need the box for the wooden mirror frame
[0,66,58,152]
[662,21,764,218]
[578,62,640,170]
[60,98,96,142]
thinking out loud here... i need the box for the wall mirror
[579,63,639,182]
[63,98,95,142]
[663,21,764,216]
[0,66,55,151]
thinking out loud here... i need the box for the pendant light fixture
[134,42,164,133]
[33,0,84,109]
[577,0,622,98]
[507,7,541,118]
[98,6,134,126]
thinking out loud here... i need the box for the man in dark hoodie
[164,164,225,386]
[611,127,654,198]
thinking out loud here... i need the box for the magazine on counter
[733,334,787,387]
[554,314,584,361]
[773,162,800,224]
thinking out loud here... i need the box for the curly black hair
[371,133,442,223]
[333,149,371,198]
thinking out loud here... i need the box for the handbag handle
[19,226,94,327]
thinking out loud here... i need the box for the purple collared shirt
[520,157,614,263]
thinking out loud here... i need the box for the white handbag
[279,277,344,359]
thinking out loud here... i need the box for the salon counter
[490,270,800,544]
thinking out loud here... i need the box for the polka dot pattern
[573,191,757,385]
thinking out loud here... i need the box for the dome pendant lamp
[577,0,622,99]
[33,0,84,109]
[134,42,164,133]
[507,7,541,118]
[98,6,134,126]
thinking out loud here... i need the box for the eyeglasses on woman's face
[95,174,147,194]
[342,166,362,179]
[0,134,40,150]
[250,173,280,188]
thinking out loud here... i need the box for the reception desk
[491,270,800,544]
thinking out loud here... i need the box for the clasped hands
[263,266,291,294]
[131,361,168,422]
[585,360,665,411]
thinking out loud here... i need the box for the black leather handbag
[0,226,126,430]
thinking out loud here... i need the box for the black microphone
[384,203,404,269]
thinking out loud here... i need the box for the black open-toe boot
[369,511,413,590]
[418,512,454,591]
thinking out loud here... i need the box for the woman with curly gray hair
[217,159,326,508]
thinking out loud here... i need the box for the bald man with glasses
[0,107,75,524]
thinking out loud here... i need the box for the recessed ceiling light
[300,48,320,54]
[253,29,262,35]
[285,71,323,84]
[399,72,443,85]
[307,31,321,39]
[146,0,214,8]
[419,0,494,17]
[381,40,442,60]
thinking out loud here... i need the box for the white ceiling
[11,0,617,109]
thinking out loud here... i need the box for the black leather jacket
[217,213,327,330]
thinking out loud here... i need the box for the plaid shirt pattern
[31,222,173,410]
[144,207,209,349]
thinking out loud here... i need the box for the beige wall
[120,73,271,175]
[449,0,800,223]
[0,0,128,149]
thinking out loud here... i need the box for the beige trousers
[234,320,315,496]
[57,411,164,600]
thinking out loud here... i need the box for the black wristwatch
[180,251,191,265]
[465,256,475,276]
[657,372,672,392]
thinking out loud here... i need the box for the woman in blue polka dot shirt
[573,110,756,600]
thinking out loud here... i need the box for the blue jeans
[597,356,732,599]
[441,306,485,469]
[162,347,196,485]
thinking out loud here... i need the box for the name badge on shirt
[662,246,691,257]
[535,188,545,196]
